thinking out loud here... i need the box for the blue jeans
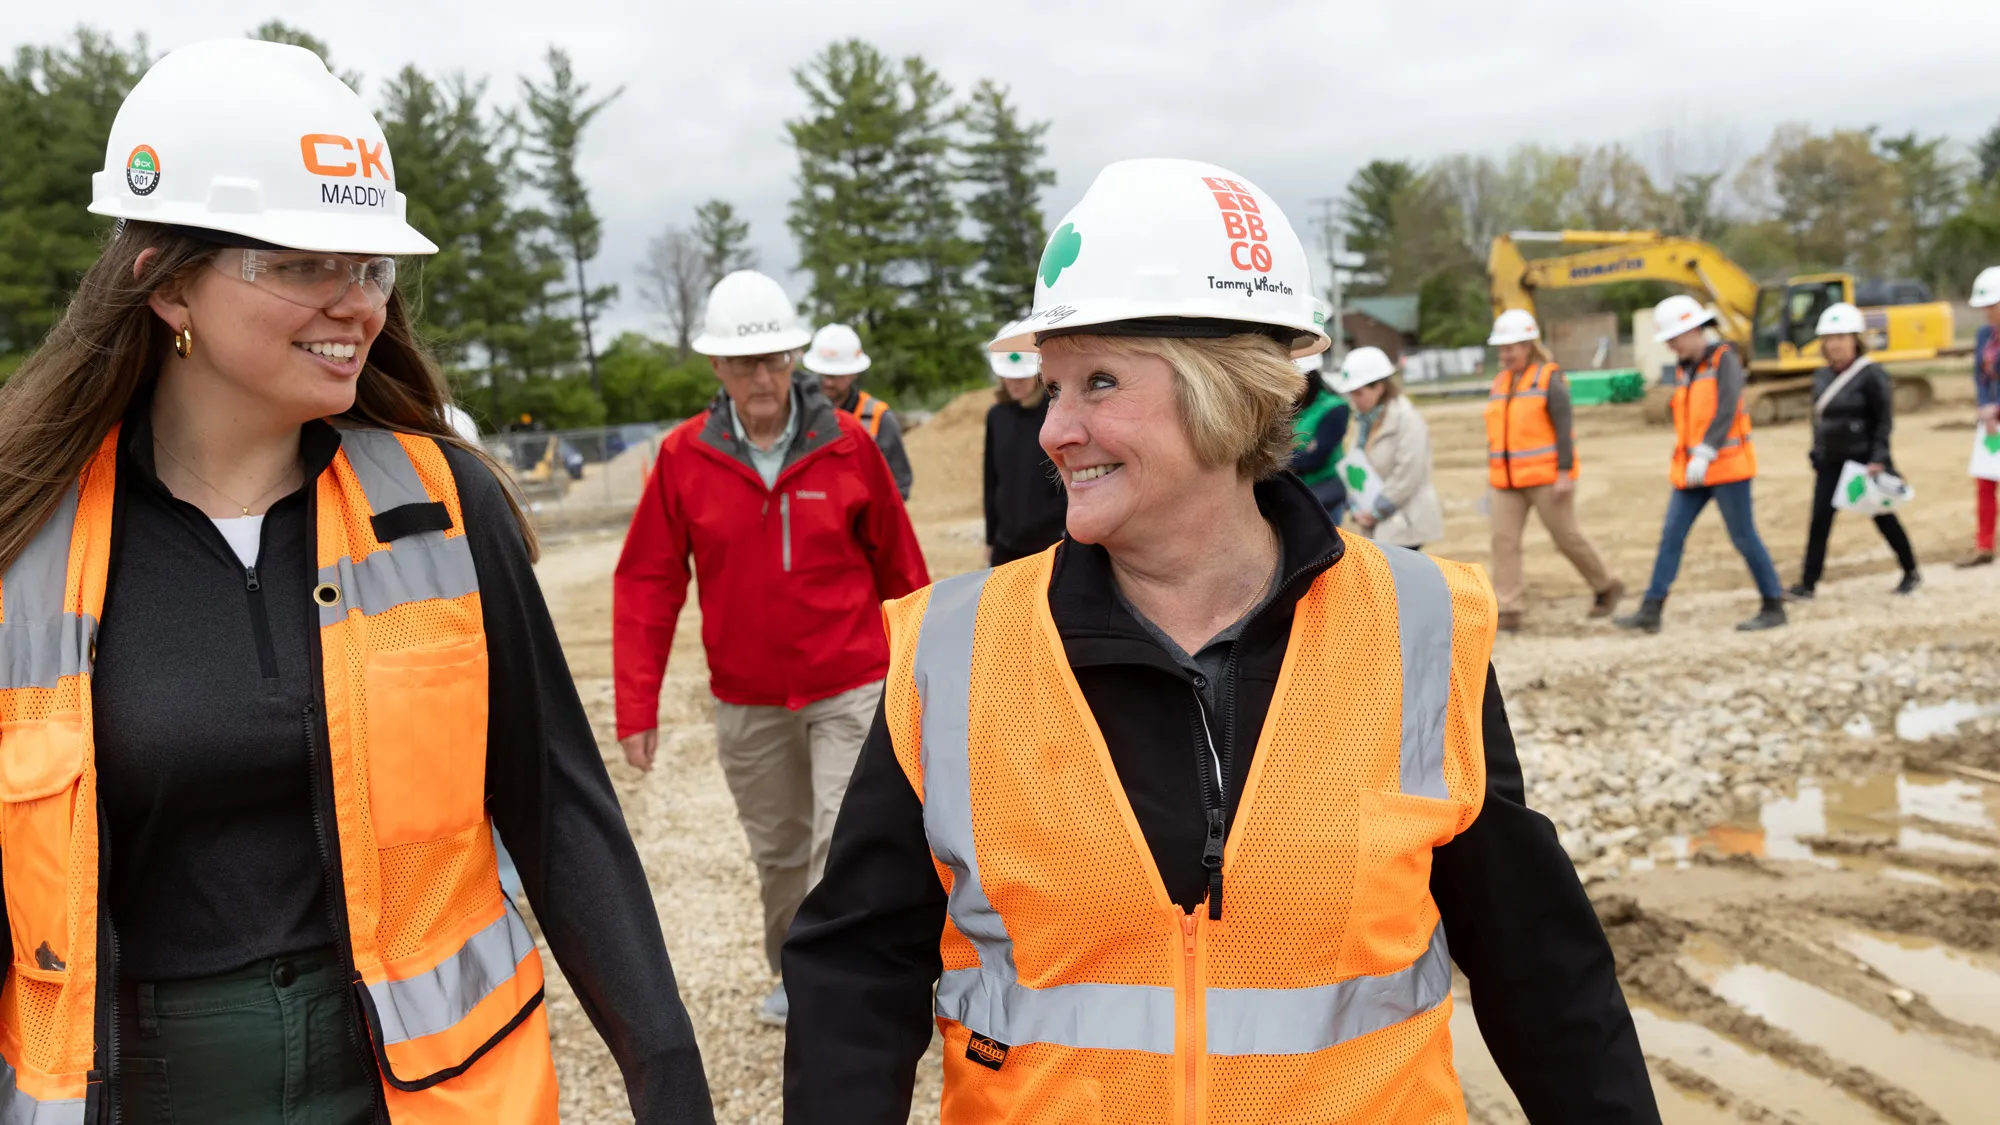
[1642,479,1784,602]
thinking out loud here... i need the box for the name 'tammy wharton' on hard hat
[990,158,1329,359]
[88,39,437,256]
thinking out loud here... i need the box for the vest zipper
[243,565,279,680]
[1181,911,1201,1125]
[780,492,792,573]
[1190,694,1226,920]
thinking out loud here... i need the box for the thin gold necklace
[153,438,297,517]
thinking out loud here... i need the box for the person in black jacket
[1787,303,1919,599]
[982,348,1067,565]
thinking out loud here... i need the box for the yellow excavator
[1488,230,1959,424]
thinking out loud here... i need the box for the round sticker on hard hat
[125,145,161,196]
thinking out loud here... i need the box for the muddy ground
[530,375,2000,1123]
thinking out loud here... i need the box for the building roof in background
[1346,295,1420,335]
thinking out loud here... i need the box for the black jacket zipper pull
[1203,807,1226,920]
[244,565,260,592]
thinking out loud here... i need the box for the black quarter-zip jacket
[27,409,713,1123]
[782,473,1659,1124]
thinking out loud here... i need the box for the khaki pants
[713,680,882,976]
[1489,484,1614,615]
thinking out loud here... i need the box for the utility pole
[1310,196,1367,366]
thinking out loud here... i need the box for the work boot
[1895,570,1922,595]
[1588,579,1626,619]
[1498,611,1523,634]
[757,983,788,1027]
[1784,583,1814,602]
[1735,597,1787,631]
[1956,550,1995,569]
[1614,598,1663,634]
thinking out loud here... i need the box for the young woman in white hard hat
[1616,294,1787,633]
[0,40,712,1124]
[982,343,1067,564]
[784,158,1657,1124]
[803,323,913,498]
[1483,309,1623,632]
[1287,352,1352,523]
[1335,346,1444,550]
[1786,303,1919,599]
[1961,266,2000,567]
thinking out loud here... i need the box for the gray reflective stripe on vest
[937,969,1174,1053]
[1378,546,1455,799]
[1206,923,1451,1055]
[317,431,479,627]
[368,895,535,1045]
[0,1056,85,1125]
[1488,444,1556,461]
[0,486,95,691]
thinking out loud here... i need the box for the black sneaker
[1784,584,1814,602]
[1736,597,1788,631]
[1894,571,1921,595]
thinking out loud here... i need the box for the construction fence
[481,422,673,529]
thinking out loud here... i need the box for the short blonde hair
[1044,332,1300,480]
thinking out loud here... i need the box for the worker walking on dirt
[1336,346,1444,550]
[1289,352,1351,523]
[1617,295,1787,633]
[1484,309,1623,632]
[1786,303,1920,600]
[803,323,914,498]
[983,345,1068,564]
[783,158,1659,1125]
[615,271,929,1028]
[1960,267,2000,568]
[0,40,714,1123]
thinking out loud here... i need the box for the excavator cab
[1750,276,1848,363]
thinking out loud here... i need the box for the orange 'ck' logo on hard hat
[300,135,390,179]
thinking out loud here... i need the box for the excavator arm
[1488,231,1764,343]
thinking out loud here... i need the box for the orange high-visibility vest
[1484,363,1571,489]
[0,425,555,1123]
[847,390,889,439]
[1670,344,1756,488]
[881,533,1496,1125]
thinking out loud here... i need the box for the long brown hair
[0,222,536,575]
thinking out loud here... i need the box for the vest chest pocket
[0,714,86,980]
[363,638,489,849]
[1338,789,1461,979]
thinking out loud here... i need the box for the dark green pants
[116,949,377,1125]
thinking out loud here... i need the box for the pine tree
[521,48,621,401]
[693,199,756,285]
[962,80,1053,328]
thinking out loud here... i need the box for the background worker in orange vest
[0,40,712,1124]
[804,323,914,498]
[1483,309,1623,632]
[783,158,1657,1125]
[1616,295,1787,634]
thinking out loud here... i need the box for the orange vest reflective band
[0,426,556,1123]
[1483,363,1570,489]
[881,534,1496,1124]
[1670,344,1755,488]
[848,391,887,439]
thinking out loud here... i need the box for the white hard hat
[692,270,814,357]
[1970,266,2000,309]
[1653,294,1716,343]
[1294,353,1324,374]
[1815,302,1867,337]
[989,158,1329,359]
[989,347,1041,380]
[88,40,435,255]
[1331,347,1397,395]
[1488,308,1541,346]
[443,405,481,444]
[803,324,871,376]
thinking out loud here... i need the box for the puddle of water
[1896,699,2000,741]
[1629,1006,1892,1125]
[1687,771,1997,864]
[1684,950,2000,1123]
[1897,826,1996,857]
[1651,1080,1743,1125]
[1898,774,1998,831]
[1838,930,2000,1035]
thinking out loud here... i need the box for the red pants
[1981,478,1997,552]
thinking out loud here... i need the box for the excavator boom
[1488,231,1762,343]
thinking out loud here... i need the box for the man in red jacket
[613,270,929,1025]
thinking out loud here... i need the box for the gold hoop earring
[172,325,194,359]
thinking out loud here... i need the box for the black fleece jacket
[61,410,712,1123]
[781,472,1658,1124]
[1808,360,1895,469]
[981,394,1067,566]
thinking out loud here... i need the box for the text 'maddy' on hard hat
[88,39,436,256]
[991,158,1329,359]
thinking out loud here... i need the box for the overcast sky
[24,1,2000,338]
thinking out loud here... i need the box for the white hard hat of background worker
[692,270,814,357]
[1294,352,1344,395]
[1487,308,1542,346]
[990,347,1042,380]
[1815,302,1867,338]
[1330,346,1398,396]
[1969,266,2000,310]
[989,158,1330,358]
[89,39,436,255]
[1653,295,1716,343]
[803,323,871,376]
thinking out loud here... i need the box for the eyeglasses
[217,249,398,312]
[715,352,795,377]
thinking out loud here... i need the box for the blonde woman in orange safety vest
[1483,309,1623,633]
[782,158,1658,1124]
[1615,295,1787,634]
[0,41,711,1123]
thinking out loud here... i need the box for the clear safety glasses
[216,248,399,312]
[715,352,796,377]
